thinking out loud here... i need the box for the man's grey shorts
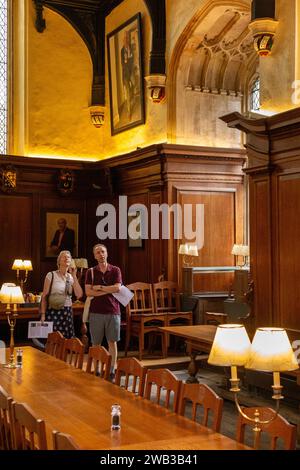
[89,313,121,345]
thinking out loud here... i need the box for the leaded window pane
[250,78,260,112]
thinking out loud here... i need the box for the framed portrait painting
[42,210,79,259]
[107,13,145,135]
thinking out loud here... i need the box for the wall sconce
[178,244,199,267]
[231,244,249,268]
[145,75,166,104]
[12,259,33,292]
[89,105,105,128]
[0,283,25,368]
[208,324,298,449]
[248,18,279,57]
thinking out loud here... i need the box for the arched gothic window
[0,0,8,154]
[250,77,260,112]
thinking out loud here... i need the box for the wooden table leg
[186,350,200,383]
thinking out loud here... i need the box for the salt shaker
[111,404,121,430]
[16,349,23,367]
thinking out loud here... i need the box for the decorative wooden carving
[57,169,75,195]
[0,165,17,193]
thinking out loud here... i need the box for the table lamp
[178,244,199,267]
[12,259,33,292]
[0,283,25,368]
[208,324,298,448]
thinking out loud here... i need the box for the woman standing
[40,250,83,338]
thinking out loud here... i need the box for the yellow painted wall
[24,0,102,160]
[11,0,300,160]
[103,0,167,158]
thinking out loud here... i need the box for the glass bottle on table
[111,404,121,430]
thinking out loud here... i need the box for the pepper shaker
[16,349,23,368]
[111,404,121,430]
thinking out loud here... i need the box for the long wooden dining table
[0,346,249,450]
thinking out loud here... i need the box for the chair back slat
[153,281,179,313]
[236,407,297,450]
[12,402,47,450]
[62,337,84,369]
[115,357,147,396]
[86,346,112,380]
[0,386,13,450]
[144,368,182,412]
[178,383,223,432]
[45,331,65,359]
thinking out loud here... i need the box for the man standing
[50,218,75,256]
[85,244,122,380]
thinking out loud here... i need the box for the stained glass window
[250,77,260,112]
[0,0,8,154]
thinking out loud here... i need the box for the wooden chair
[0,386,13,450]
[236,407,297,450]
[11,401,48,450]
[125,282,167,360]
[144,368,182,412]
[62,337,84,369]
[115,357,147,397]
[178,383,223,432]
[86,346,112,380]
[153,281,193,326]
[52,430,80,450]
[153,281,193,350]
[45,331,65,359]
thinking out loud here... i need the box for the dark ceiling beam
[144,0,166,75]
[33,0,167,104]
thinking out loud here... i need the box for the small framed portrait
[128,210,144,249]
[107,13,145,135]
[42,210,79,259]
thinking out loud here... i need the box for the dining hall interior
[1,0,300,453]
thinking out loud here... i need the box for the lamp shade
[23,260,33,271]
[208,324,251,367]
[188,245,199,257]
[178,244,189,255]
[12,259,24,270]
[246,328,298,372]
[0,284,24,304]
[240,245,249,257]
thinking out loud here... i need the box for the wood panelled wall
[222,109,300,340]
[0,144,246,293]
